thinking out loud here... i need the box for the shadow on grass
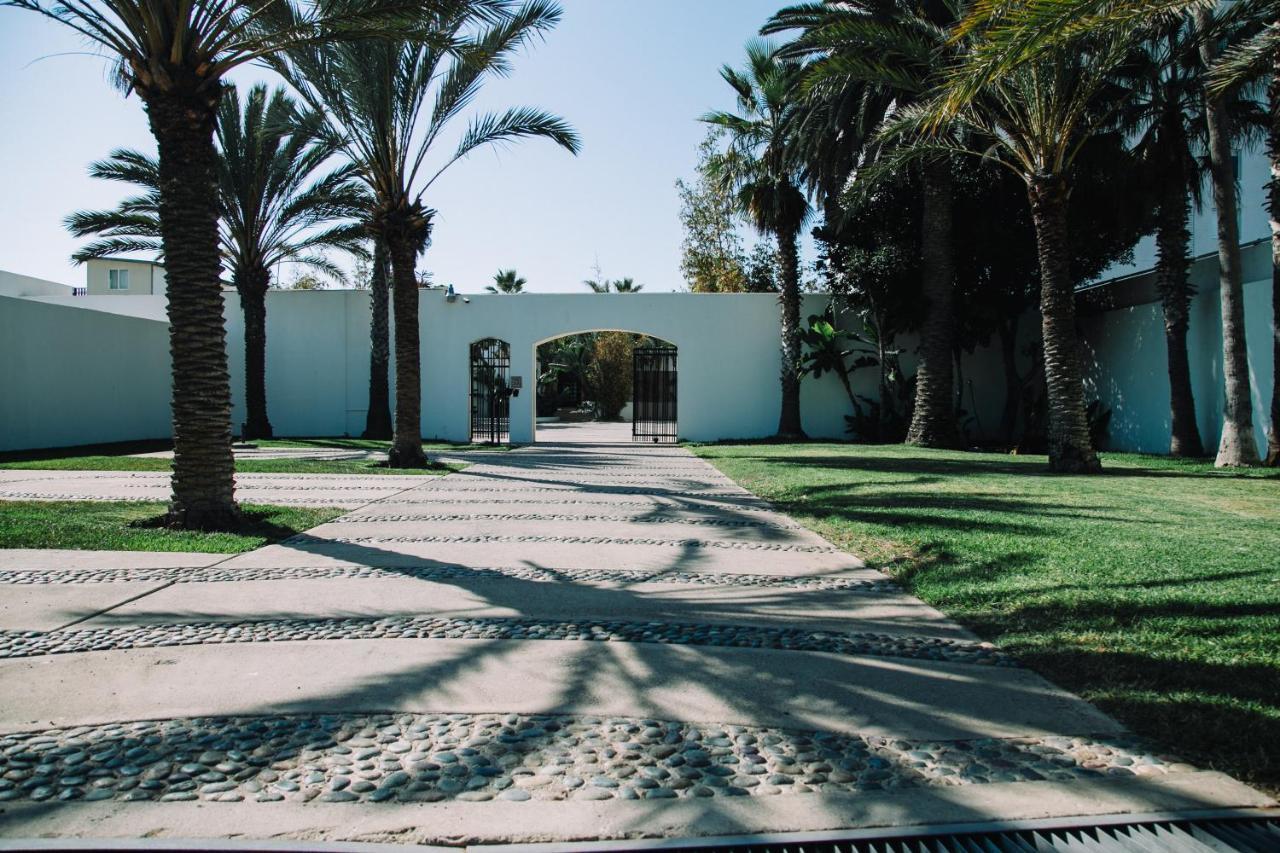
[129,505,323,544]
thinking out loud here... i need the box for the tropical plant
[487,268,526,293]
[66,84,369,443]
[582,276,642,293]
[611,278,644,293]
[799,308,876,416]
[273,0,580,467]
[704,39,811,439]
[5,0,439,527]
[768,0,963,449]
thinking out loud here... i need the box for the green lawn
[694,442,1280,793]
[0,437,477,474]
[0,501,342,553]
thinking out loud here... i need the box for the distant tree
[488,269,526,293]
[744,243,780,293]
[589,333,634,419]
[286,272,327,290]
[611,278,644,293]
[677,129,749,292]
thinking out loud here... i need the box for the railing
[72,287,86,296]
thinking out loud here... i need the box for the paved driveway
[0,441,1270,846]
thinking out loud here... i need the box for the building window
[108,269,129,290]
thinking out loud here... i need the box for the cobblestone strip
[408,485,754,498]
[381,497,781,511]
[334,513,802,530]
[0,616,1009,666]
[0,713,1191,805]
[0,563,891,591]
[311,535,838,554]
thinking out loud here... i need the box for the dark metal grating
[622,818,1280,853]
[633,345,678,443]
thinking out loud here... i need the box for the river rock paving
[0,615,1010,665]
[0,563,898,592]
[0,712,1191,805]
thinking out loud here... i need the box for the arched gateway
[418,290,851,444]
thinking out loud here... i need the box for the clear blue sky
[0,1,799,293]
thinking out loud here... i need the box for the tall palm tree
[4,0,425,526]
[942,0,1272,467]
[274,0,579,467]
[67,84,369,442]
[768,0,962,449]
[887,38,1141,472]
[487,268,526,293]
[704,40,811,439]
[363,235,393,439]
[1193,6,1263,466]
[1117,19,1266,457]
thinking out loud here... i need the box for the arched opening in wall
[470,338,511,444]
[534,331,677,444]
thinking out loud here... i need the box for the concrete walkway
[0,442,1271,846]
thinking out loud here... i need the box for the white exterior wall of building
[0,294,171,451]
[85,257,166,296]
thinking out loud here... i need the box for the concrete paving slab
[0,773,1270,846]
[75,575,972,639]
[0,581,171,630]
[0,549,226,570]
[307,518,826,547]
[216,538,865,576]
[0,638,1120,740]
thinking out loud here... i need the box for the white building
[84,257,166,296]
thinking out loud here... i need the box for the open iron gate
[632,346,677,443]
[470,338,511,444]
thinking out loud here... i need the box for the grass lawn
[0,438,474,474]
[0,501,342,553]
[694,442,1280,794]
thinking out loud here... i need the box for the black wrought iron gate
[632,346,678,443]
[470,338,511,444]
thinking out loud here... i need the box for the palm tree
[363,235,393,439]
[487,268,526,293]
[1116,19,1266,457]
[4,1,426,526]
[583,276,611,293]
[942,0,1272,466]
[274,1,580,467]
[67,84,369,442]
[768,0,962,449]
[887,37,1143,472]
[611,278,643,293]
[1193,7,1263,466]
[704,40,811,439]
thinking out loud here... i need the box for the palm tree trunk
[143,87,239,527]
[1197,8,1262,467]
[999,319,1020,444]
[1026,174,1101,473]
[776,231,806,439]
[238,265,273,441]
[385,234,428,468]
[1154,160,1203,457]
[906,158,957,448]
[363,236,393,440]
[1266,63,1280,466]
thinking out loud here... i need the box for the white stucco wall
[1081,244,1275,454]
[0,294,171,451]
[0,270,72,299]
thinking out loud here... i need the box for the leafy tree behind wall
[678,129,749,292]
